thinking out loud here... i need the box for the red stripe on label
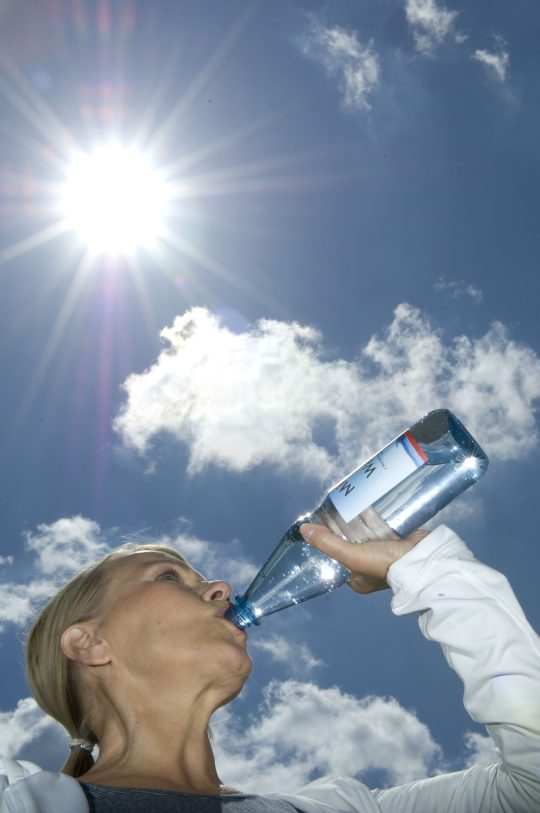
[405,430,428,462]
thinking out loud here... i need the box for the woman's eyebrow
[138,558,187,571]
[137,558,205,581]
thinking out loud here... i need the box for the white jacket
[2,526,539,813]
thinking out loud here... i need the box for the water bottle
[225,409,488,629]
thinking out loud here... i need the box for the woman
[1,523,539,812]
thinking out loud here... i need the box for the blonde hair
[25,543,189,779]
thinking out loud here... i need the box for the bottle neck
[225,595,259,629]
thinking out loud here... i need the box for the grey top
[80,783,300,813]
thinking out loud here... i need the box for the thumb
[300,523,360,571]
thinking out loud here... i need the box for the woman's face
[88,551,252,706]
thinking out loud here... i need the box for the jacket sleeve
[373,525,540,813]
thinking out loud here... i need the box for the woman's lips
[213,605,247,636]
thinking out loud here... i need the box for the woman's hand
[300,523,429,594]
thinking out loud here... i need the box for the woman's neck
[78,698,228,793]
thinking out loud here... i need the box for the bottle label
[328,431,428,523]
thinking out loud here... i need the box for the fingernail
[300,523,314,540]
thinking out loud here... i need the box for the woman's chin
[218,654,253,705]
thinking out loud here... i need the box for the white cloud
[251,634,325,672]
[300,21,379,111]
[114,304,540,481]
[463,731,500,766]
[472,40,510,82]
[0,579,57,631]
[114,307,346,481]
[0,516,111,632]
[213,680,441,792]
[405,0,458,53]
[0,555,14,567]
[435,277,483,303]
[24,515,109,576]
[0,697,66,760]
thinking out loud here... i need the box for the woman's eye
[156,569,182,583]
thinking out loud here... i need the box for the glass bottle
[225,409,488,629]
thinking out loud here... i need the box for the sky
[0,0,539,794]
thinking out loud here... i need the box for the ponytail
[62,743,96,779]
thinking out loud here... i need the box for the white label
[328,432,427,523]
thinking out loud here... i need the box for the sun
[59,143,172,255]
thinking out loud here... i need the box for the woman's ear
[61,623,111,666]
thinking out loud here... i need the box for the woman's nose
[201,580,232,602]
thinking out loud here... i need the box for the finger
[300,523,367,572]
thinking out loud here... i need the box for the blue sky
[1,0,539,792]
